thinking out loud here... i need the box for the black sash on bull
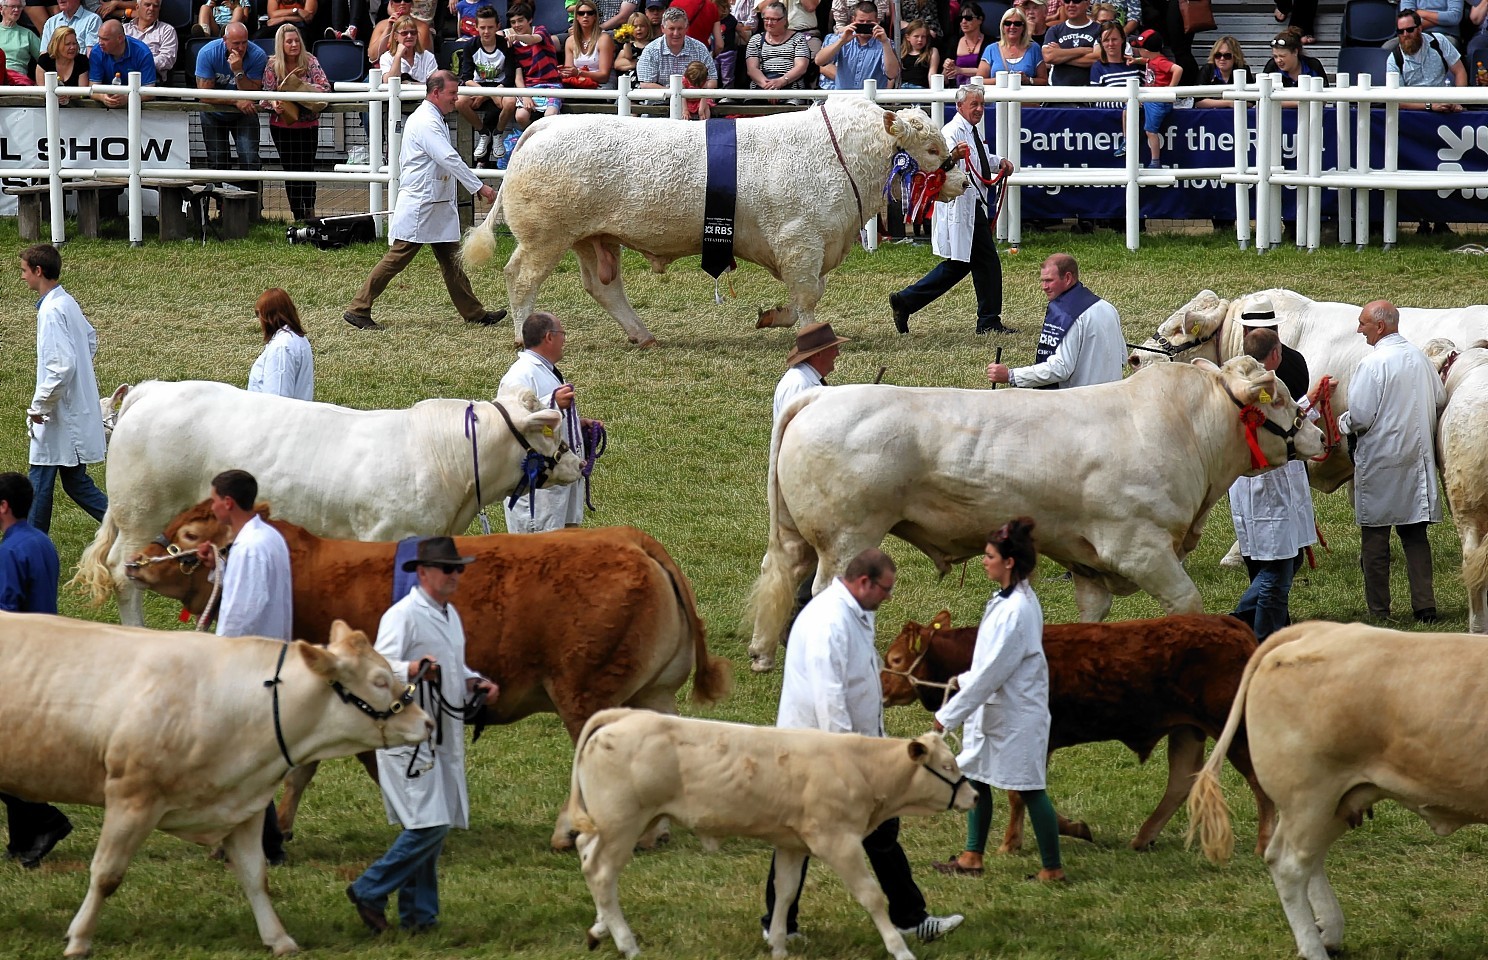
[1033,282,1102,387]
[701,117,738,300]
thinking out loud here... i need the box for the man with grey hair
[1337,300,1447,623]
[891,83,1015,336]
[497,311,588,532]
[636,6,717,87]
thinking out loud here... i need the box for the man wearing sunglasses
[348,535,499,935]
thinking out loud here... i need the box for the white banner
[0,107,191,217]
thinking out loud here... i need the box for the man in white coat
[499,311,586,533]
[347,536,498,935]
[889,83,1016,337]
[1337,300,1447,623]
[21,244,108,535]
[985,252,1124,389]
[344,70,508,332]
[763,548,965,945]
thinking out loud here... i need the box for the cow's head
[1128,290,1229,370]
[901,733,978,815]
[494,387,586,488]
[881,612,952,707]
[100,383,129,440]
[1197,356,1325,469]
[883,108,970,205]
[297,620,433,752]
[124,498,259,616]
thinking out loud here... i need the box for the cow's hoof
[587,931,601,951]
[749,656,774,673]
[636,338,660,349]
[551,833,578,852]
[279,830,294,843]
[1067,821,1094,843]
[269,937,299,956]
[63,939,91,959]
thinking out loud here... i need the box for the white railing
[5,68,1487,249]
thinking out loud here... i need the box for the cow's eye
[373,676,389,690]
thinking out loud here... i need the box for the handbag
[275,70,329,122]
[1178,0,1217,34]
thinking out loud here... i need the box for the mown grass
[1,218,1486,960]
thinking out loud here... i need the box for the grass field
[2,218,1487,960]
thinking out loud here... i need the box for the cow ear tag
[542,426,554,437]
[1257,388,1272,404]
[931,619,942,630]
[909,637,921,653]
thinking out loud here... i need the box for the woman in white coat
[247,288,314,401]
[933,517,1066,882]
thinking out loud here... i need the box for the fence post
[1232,68,1250,251]
[1335,74,1353,247]
[45,72,65,245]
[1382,73,1401,250]
[617,74,631,117]
[1125,76,1140,253]
[864,79,878,251]
[1354,74,1372,250]
[1254,73,1275,251]
[127,71,143,246]
[669,72,684,120]
[1305,75,1323,251]
[1002,74,1021,246]
[387,73,402,231]
[368,68,384,233]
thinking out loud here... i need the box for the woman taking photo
[248,288,314,401]
[745,1,810,102]
[263,23,330,223]
[943,0,989,87]
[563,0,616,87]
[1195,34,1246,106]
[379,15,438,81]
[34,26,84,99]
[932,517,1067,884]
[981,6,1044,83]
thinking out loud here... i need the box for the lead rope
[464,402,493,535]
[196,543,224,632]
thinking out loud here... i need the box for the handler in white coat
[933,518,1066,882]
[499,312,585,532]
[1336,300,1447,623]
[247,288,314,401]
[889,83,1016,336]
[348,536,498,935]
[22,243,108,535]
[343,70,506,332]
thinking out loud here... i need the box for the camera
[853,21,874,33]
[285,214,379,249]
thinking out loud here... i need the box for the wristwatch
[231,72,245,83]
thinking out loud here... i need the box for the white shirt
[380,47,438,81]
[1228,459,1316,561]
[1338,332,1446,527]
[1009,296,1125,389]
[247,328,315,401]
[388,98,485,244]
[498,349,583,532]
[30,285,107,468]
[374,586,482,829]
[214,514,294,641]
[772,362,824,424]
[932,112,1004,263]
[776,577,885,737]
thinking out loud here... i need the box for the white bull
[0,615,431,958]
[72,380,583,626]
[1425,337,1488,632]
[746,357,1325,671]
[1127,288,1488,493]
[460,97,968,347]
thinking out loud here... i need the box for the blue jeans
[200,111,262,172]
[27,463,108,534]
[1232,553,1300,641]
[349,824,449,929]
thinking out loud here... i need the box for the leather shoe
[343,311,384,331]
[1414,608,1439,624]
[466,308,509,326]
[976,320,1018,335]
[347,884,389,935]
[889,294,910,335]
[19,819,72,869]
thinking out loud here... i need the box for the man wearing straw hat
[773,321,849,424]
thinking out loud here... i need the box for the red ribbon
[1309,375,1341,462]
[907,168,946,222]
[1239,405,1269,469]
[178,607,193,623]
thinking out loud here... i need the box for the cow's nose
[1128,353,1142,369]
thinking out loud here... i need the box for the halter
[1439,349,1462,385]
[1127,322,1222,359]
[920,759,972,811]
[489,399,567,517]
[263,641,418,770]
[818,101,865,225]
[880,644,958,712]
[1222,381,1306,468]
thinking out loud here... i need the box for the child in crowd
[498,2,563,132]
[194,0,247,37]
[452,4,512,165]
[451,0,484,36]
[711,0,739,87]
[1134,28,1180,168]
[682,59,713,118]
[897,18,939,90]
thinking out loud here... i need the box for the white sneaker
[473,132,490,162]
[489,133,506,160]
[897,914,964,943]
[344,25,358,40]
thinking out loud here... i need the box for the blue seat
[251,37,276,57]
[1341,0,1398,47]
[183,35,213,75]
[313,38,367,83]
[438,37,464,70]
[158,0,192,28]
[1335,44,1389,84]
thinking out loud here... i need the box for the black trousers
[270,124,320,222]
[2,792,70,857]
[894,202,1003,330]
[761,817,927,934]
[1361,522,1435,617]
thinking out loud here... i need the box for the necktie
[551,365,564,383]
[972,128,991,182]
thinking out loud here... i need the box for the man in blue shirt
[194,22,266,181]
[89,19,158,107]
[814,0,898,89]
[39,0,101,53]
[0,471,74,870]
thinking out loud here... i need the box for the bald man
[194,22,266,177]
[88,19,157,107]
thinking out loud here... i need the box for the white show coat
[498,349,584,533]
[29,285,107,467]
[388,98,485,244]
[247,328,315,401]
[935,580,1050,791]
[772,362,824,424]
[374,586,482,830]
[931,112,1001,263]
[776,577,885,737]
[214,514,294,642]
[1009,295,1126,390]
[1228,459,1316,561]
[1337,333,1447,527]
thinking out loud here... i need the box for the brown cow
[124,500,731,850]
[881,611,1272,854]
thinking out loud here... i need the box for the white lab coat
[1228,459,1316,561]
[776,577,885,736]
[935,581,1050,790]
[388,99,485,244]
[214,514,294,642]
[1009,294,1126,390]
[499,350,584,532]
[772,362,824,425]
[29,285,106,467]
[374,586,483,830]
[1337,333,1447,527]
[931,112,1000,264]
[247,328,315,402]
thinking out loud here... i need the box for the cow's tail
[566,707,630,836]
[1187,625,1305,865]
[460,180,507,268]
[744,393,817,671]
[633,529,732,706]
[72,509,121,606]
[1464,533,1488,628]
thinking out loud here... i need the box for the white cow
[460,97,969,347]
[1188,622,1488,960]
[746,357,1324,671]
[1425,337,1488,633]
[0,614,431,958]
[567,708,976,960]
[73,380,584,626]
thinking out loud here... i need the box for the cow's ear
[934,609,952,627]
[527,408,562,436]
[296,639,340,680]
[907,739,929,763]
[1191,358,1220,372]
[909,636,921,653]
[327,619,372,654]
[883,111,898,136]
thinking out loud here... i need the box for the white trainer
[473,132,490,162]
[897,914,964,943]
[489,133,506,160]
